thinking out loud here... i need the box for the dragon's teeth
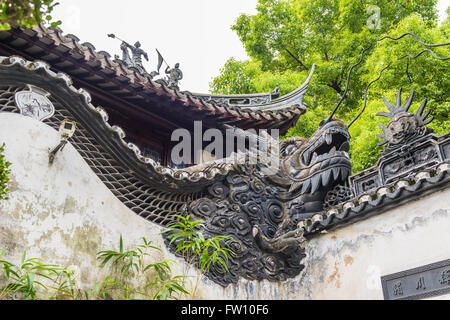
[301,179,311,194]
[332,167,340,180]
[303,151,310,164]
[330,146,336,154]
[325,133,332,145]
[342,168,350,178]
[312,152,318,163]
[322,169,332,186]
[310,175,321,193]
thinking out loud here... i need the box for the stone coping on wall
[300,161,450,236]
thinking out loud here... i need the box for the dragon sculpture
[165,117,352,285]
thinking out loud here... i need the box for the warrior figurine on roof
[165,63,183,89]
[108,34,149,74]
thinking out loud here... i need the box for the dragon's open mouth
[287,121,352,196]
[302,125,350,166]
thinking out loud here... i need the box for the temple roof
[0,24,314,135]
[192,64,315,112]
[0,55,233,192]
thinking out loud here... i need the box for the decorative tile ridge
[0,55,235,188]
[299,160,450,235]
[16,24,306,121]
[156,73,301,123]
[191,64,315,113]
[266,87,449,236]
[349,87,450,199]
[306,107,450,235]
[349,132,450,199]
[31,25,154,86]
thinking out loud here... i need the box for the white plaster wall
[0,113,202,298]
[1,112,450,300]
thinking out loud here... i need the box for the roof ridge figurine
[164,62,183,90]
[108,33,149,74]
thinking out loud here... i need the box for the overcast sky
[52,0,448,94]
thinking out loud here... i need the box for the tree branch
[405,60,413,83]
[326,79,343,94]
[283,48,308,70]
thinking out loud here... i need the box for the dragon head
[269,118,351,220]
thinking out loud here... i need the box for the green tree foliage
[0,143,11,200]
[210,0,449,173]
[0,0,61,30]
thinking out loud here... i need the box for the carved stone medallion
[14,85,55,121]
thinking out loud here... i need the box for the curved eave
[0,24,306,132]
[192,91,277,99]
[191,64,315,112]
[0,56,233,192]
[251,64,316,111]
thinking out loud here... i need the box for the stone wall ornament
[14,84,55,121]
[377,88,433,150]
[163,118,353,285]
[323,185,352,210]
[350,88,449,196]
[164,170,309,285]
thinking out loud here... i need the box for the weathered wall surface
[210,178,450,300]
[0,113,197,297]
[1,112,450,300]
